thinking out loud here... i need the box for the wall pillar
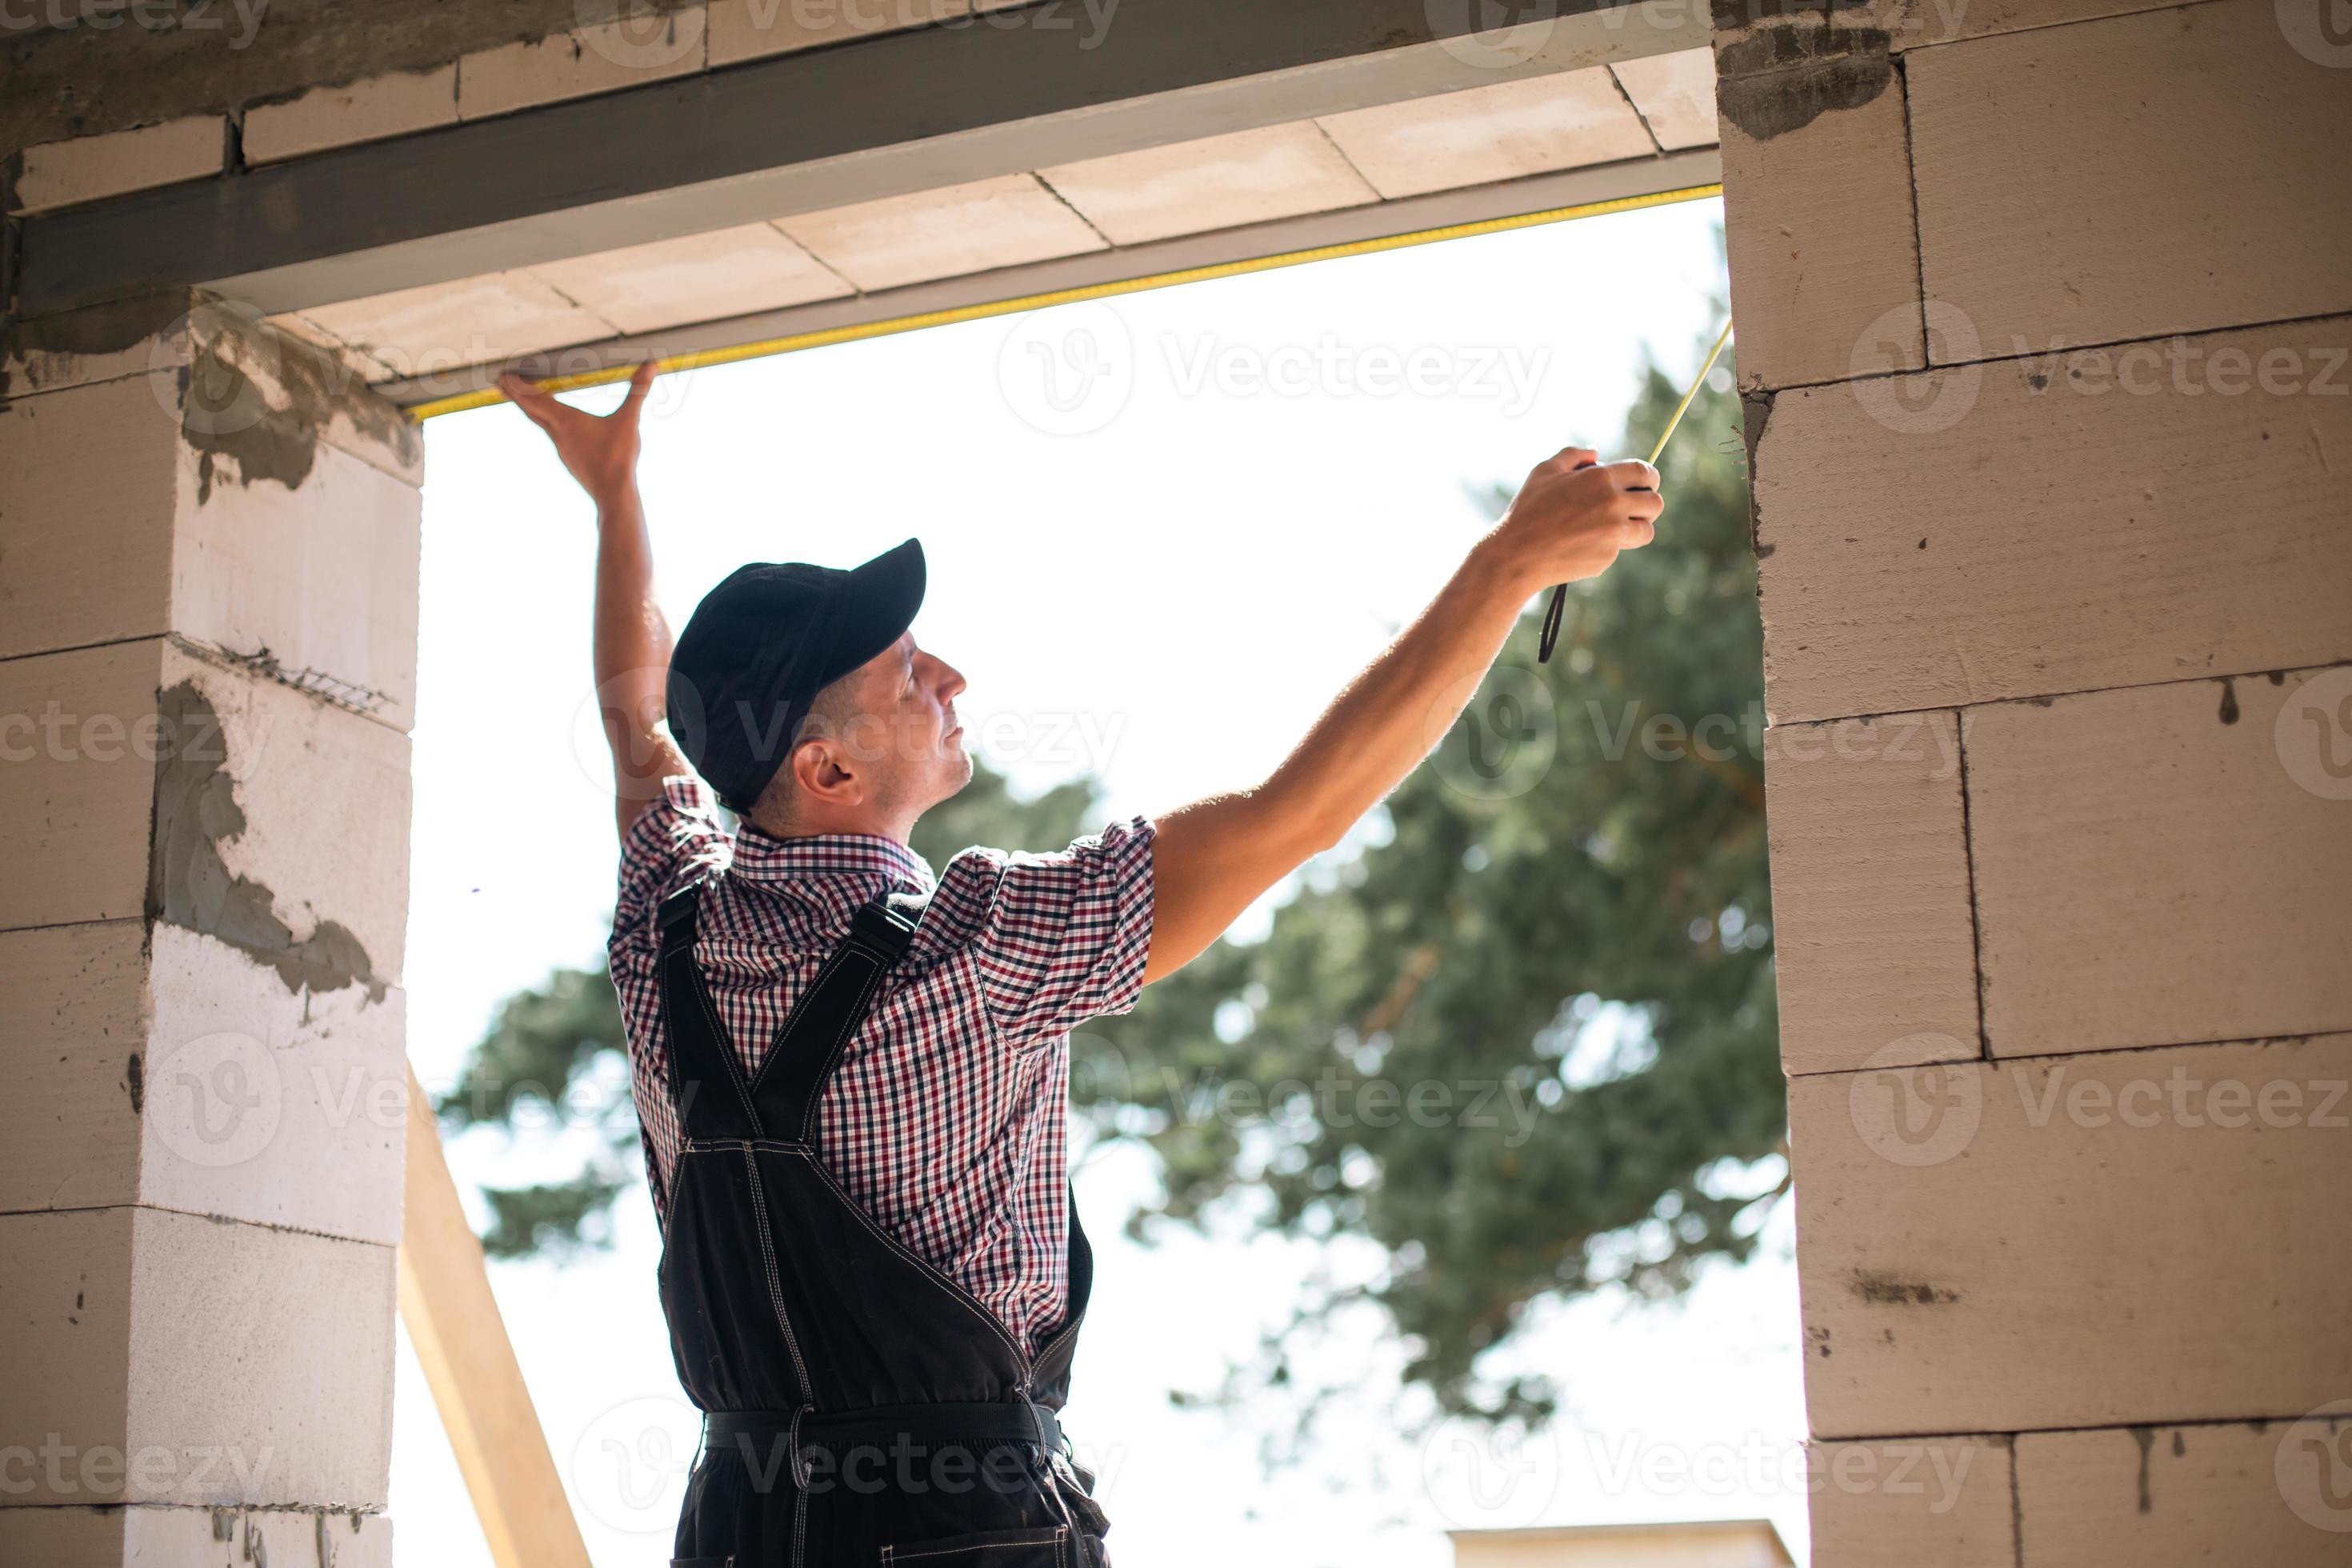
[1718,1,2352,1562]
[0,294,422,1566]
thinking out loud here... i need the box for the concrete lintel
[14,0,1707,321]
[373,146,1723,406]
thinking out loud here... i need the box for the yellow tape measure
[1537,314,1734,664]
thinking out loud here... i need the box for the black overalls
[654,882,1113,1566]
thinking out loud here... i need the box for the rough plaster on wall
[1714,11,1894,142]
[146,680,386,1003]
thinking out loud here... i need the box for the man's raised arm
[500,364,690,839]
[1142,447,1662,984]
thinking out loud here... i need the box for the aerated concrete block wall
[0,299,421,1563]
[1715,0,2352,1561]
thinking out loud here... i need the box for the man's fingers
[1606,459,1662,492]
[498,373,561,432]
[617,361,657,421]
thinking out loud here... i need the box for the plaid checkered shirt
[611,776,1157,1354]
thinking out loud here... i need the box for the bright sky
[396,194,1814,1568]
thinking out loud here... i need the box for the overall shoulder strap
[748,894,924,1144]
[654,879,762,1142]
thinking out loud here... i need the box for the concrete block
[1763,713,1979,1077]
[1715,14,1919,392]
[0,1206,395,1506]
[10,116,224,215]
[0,315,422,722]
[244,65,459,163]
[0,926,405,1245]
[530,223,852,335]
[2014,1420,2352,1566]
[1907,2,2352,355]
[0,920,150,1216]
[1792,1033,2352,1438]
[1315,68,1656,201]
[1038,122,1379,248]
[1967,670,2352,1058]
[170,403,425,734]
[778,174,1107,293]
[0,640,166,934]
[1752,315,2352,720]
[1807,1435,2014,1568]
[707,0,956,65]
[0,1503,393,1568]
[0,642,413,980]
[0,373,181,662]
[458,8,707,120]
[1609,46,1718,152]
[298,271,618,378]
[151,642,414,992]
[140,925,407,1245]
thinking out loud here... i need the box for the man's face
[840,632,971,818]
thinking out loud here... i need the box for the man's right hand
[1488,446,1662,591]
[499,362,655,510]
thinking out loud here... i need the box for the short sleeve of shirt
[942,816,1157,1050]
[614,776,734,944]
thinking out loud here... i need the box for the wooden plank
[13,0,1705,318]
[398,1065,595,1568]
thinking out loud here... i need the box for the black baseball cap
[665,538,926,810]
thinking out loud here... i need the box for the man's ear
[788,738,861,807]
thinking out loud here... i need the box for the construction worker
[501,360,1661,1566]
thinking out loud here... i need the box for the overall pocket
[878,1525,1072,1566]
